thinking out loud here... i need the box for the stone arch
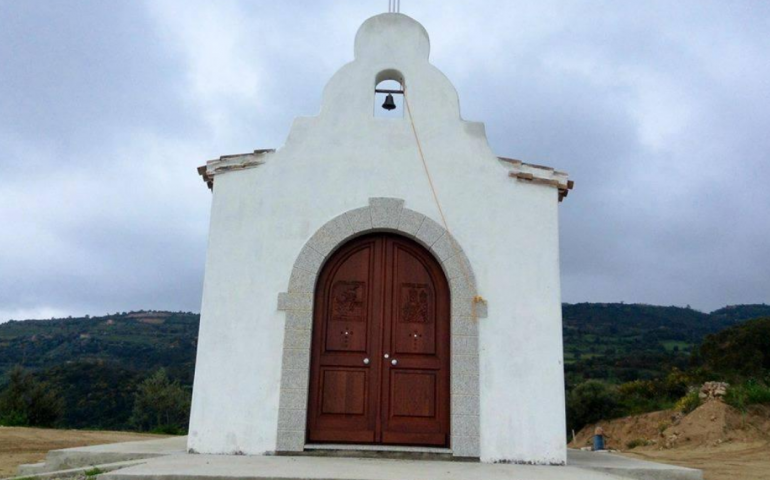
[276,198,483,458]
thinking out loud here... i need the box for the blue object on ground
[593,434,605,451]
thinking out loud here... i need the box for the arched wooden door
[306,233,450,447]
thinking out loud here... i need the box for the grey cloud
[1,0,768,321]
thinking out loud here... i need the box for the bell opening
[374,79,404,118]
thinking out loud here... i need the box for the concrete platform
[12,436,703,480]
[101,452,704,480]
[101,454,626,480]
[16,436,187,474]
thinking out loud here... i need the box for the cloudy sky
[1,1,768,322]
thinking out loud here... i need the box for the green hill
[0,311,199,383]
[561,303,770,386]
[1,303,769,430]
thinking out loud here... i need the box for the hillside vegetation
[562,303,770,387]
[0,304,768,433]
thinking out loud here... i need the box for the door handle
[363,358,370,365]
[384,353,390,359]
[391,359,398,366]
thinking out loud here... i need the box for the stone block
[282,348,311,371]
[451,374,479,395]
[280,368,309,392]
[277,292,314,312]
[452,335,478,356]
[369,197,405,209]
[415,216,445,247]
[397,209,425,235]
[452,354,479,376]
[450,288,475,318]
[451,394,480,416]
[370,197,404,229]
[441,254,474,282]
[431,231,462,262]
[306,214,353,258]
[295,244,325,273]
[474,298,488,319]
[277,408,305,431]
[451,435,481,458]
[288,267,316,293]
[276,431,305,452]
[284,328,312,350]
[345,207,372,232]
[284,310,313,330]
[279,389,308,410]
[451,315,478,336]
[452,414,480,437]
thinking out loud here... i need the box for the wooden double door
[306,233,450,447]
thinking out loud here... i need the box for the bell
[382,93,397,111]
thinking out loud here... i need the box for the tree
[698,317,770,378]
[0,366,63,427]
[130,369,191,434]
[566,380,620,433]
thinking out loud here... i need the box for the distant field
[0,426,167,477]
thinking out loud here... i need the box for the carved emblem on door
[400,283,431,323]
[331,281,366,322]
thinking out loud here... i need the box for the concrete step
[16,462,46,476]
[39,437,187,473]
[10,459,148,480]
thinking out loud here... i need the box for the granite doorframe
[276,198,484,458]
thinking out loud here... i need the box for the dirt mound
[570,401,770,451]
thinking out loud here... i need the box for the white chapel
[189,12,573,465]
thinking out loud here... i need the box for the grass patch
[84,467,103,477]
[660,340,691,352]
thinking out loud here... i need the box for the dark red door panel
[306,234,449,447]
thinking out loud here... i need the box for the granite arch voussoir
[277,198,483,458]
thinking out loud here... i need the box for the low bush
[566,380,621,432]
[724,380,770,411]
[674,390,701,414]
[625,438,650,449]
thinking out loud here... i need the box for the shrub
[698,317,770,377]
[625,438,650,449]
[0,366,63,427]
[662,369,692,398]
[130,369,190,434]
[724,380,770,411]
[567,380,620,432]
[674,390,701,414]
[616,379,675,415]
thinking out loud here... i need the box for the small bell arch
[374,69,404,118]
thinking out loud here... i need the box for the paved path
[16,435,703,480]
[103,454,627,480]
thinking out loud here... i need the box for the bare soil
[622,443,770,480]
[570,401,770,480]
[0,426,166,478]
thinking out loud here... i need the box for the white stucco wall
[188,13,568,464]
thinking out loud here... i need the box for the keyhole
[411,331,422,350]
[341,327,353,347]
